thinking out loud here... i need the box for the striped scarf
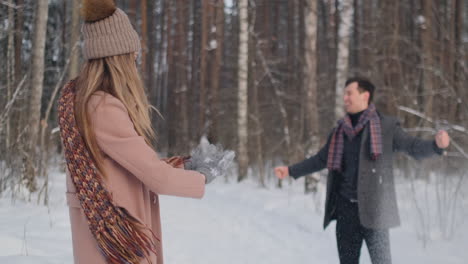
[58,80,184,264]
[327,104,382,172]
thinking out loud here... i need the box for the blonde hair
[74,53,155,177]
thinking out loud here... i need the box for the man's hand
[435,130,450,149]
[274,166,289,180]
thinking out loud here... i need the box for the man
[275,77,450,264]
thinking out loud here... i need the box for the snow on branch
[398,105,467,134]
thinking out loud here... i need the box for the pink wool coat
[66,91,206,264]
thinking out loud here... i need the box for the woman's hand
[162,156,190,169]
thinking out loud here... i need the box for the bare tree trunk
[252,0,269,188]
[453,0,465,122]
[237,0,249,182]
[304,0,319,149]
[304,0,320,193]
[153,0,166,124]
[421,0,434,117]
[38,54,72,205]
[165,1,176,154]
[175,0,190,153]
[68,0,80,80]
[140,0,148,76]
[14,0,23,82]
[189,0,201,145]
[199,0,210,138]
[6,0,15,151]
[159,0,170,151]
[208,0,224,143]
[146,0,156,99]
[12,0,25,155]
[358,0,374,75]
[317,0,338,138]
[128,0,138,26]
[334,0,353,120]
[26,0,49,191]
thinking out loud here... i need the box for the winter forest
[1,0,468,263]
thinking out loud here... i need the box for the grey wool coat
[288,113,443,230]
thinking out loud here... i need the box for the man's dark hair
[345,77,375,104]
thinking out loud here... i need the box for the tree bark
[208,0,225,143]
[6,0,15,151]
[199,0,210,138]
[453,0,465,121]
[190,0,202,145]
[27,0,49,191]
[175,0,190,153]
[140,0,148,77]
[237,0,249,182]
[335,0,353,120]
[304,0,320,193]
[146,0,156,101]
[421,0,434,117]
[128,0,138,27]
[14,0,23,82]
[68,0,80,80]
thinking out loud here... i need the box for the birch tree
[334,0,353,120]
[237,0,249,181]
[303,0,320,193]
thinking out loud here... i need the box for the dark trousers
[335,194,392,264]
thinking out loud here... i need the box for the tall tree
[420,0,435,117]
[208,0,225,143]
[303,0,320,193]
[334,0,353,120]
[165,0,176,153]
[128,0,138,26]
[199,0,210,138]
[6,0,15,150]
[237,0,249,181]
[14,0,24,82]
[26,0,49,191]
[190,0,202,145]
[252,0,269,187]
[175,0,190,153]
[140,0,148,76]
[68,0,80,80]
[146,0,156,98]
[453,0,466,122]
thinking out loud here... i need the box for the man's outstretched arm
[275,132,333,180]
[393,121,449,160]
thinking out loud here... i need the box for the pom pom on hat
[81,0,117,22]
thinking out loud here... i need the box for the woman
[58,1,214,263]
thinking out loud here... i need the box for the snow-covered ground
[0,169,467,264]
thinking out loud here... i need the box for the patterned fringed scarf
[58,80,185,264]
[327,104,382,172]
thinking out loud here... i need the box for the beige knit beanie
[80,0,140,60]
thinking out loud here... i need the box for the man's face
[343,82,370,114]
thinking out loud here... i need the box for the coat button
[372,168,376,173]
